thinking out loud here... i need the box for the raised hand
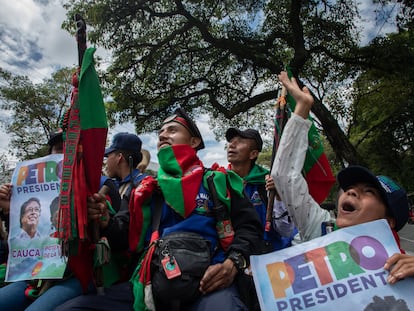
[278,71,314,119]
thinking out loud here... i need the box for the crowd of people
[0,71,413,310]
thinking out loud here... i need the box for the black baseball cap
[48,131,63,147]
[162,108,205,150]
[225,128,263,152]
[47,130,63,154]
[337,165,410,231]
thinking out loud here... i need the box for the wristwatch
[228,251,247,273]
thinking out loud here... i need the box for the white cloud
[358,1,399,46]
[199,144,227,167]
[1,1,40,30]
[0,1,75,81]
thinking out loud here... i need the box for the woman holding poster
[272,71,414,285]
[0,132,78,310]
[0,126,122,311]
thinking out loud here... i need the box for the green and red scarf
[157,144,204,217]
[228,163,269,185]
[130,145,208,255]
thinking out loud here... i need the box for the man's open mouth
[341,203,356,212]
[159,142,170,148]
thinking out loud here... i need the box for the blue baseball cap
[337,165,409,231]
[104,132,142,157]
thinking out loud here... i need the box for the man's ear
[116,152,124,164]
[190,137,202,150]
[249,149,259,161]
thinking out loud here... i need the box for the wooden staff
[265,85,287,233]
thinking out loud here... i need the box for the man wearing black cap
[56,108,262,311]
[273,71,413,285]
[226,127,296,251]
[226,127,297,311]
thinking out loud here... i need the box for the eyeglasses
[25,206,41,214]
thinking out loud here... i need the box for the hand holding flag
[275,70,335,204]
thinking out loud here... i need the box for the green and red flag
[57,46,108,290]
[274,69,335,204]
[78,47,108,198]
[129,175,157,253]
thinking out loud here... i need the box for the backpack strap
[206,172,235,251]
[256,183,269,207]
[120,173,146,210]
[152,192,164,232]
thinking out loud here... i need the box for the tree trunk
[311,97,362,167]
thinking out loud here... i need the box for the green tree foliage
[55,0,411,191]
[61,0,367,165]
[349,30,414,190]
[0,0,409,193]
[0,67,74,159]
[0,153,13,184]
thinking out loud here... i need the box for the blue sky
[0,0,399,168]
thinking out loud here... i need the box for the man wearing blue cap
[273,71,413,285]
[88,132,146,251]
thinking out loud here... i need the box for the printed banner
[6,154,67,282]
[251,219,414,311]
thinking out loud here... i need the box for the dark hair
[119,150,142,168]
[20,197,41,227]
[248,140,260,164]
[48,131,63,154]
[49,197,59,225]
